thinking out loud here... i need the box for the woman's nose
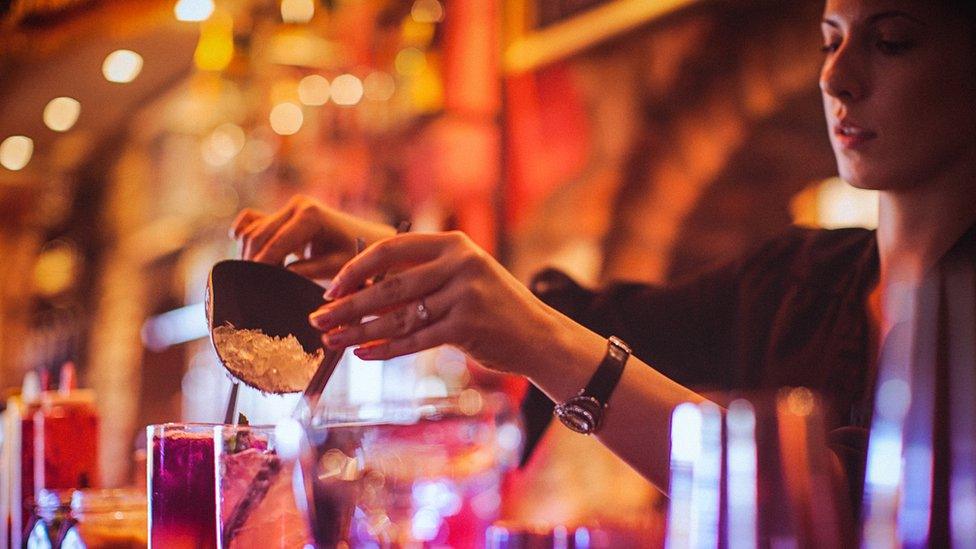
[820,44,865,102]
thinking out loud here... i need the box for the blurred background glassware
[6,367,100,549]
[297,390,523,547]
[215,423,312,548]
[61,488,147,548]
[665,388,852,548]
[484,522,635,548]
[146,423,220,549]
[25,488,73,549]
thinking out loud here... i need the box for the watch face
[554,395,603,434]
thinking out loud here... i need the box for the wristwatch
[553,336,631,435]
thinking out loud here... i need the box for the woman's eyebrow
[867,10,925,26]
[821,10,926,29]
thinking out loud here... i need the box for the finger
[328,233,458,299]
[230,208,265,239]
[353,316,452,361]
[321,289,451,349]
[287,253,350,280]
[253,212,326,265]
[309,258,452,332]
[241,203,300,261]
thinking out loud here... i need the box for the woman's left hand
[307,231,577,377]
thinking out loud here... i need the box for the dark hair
[946,0,976,23]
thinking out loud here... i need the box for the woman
[232,0,976,526]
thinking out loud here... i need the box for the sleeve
[519,259,743,465]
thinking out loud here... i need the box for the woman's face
[820,0,976,190]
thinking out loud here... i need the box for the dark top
[521,226,881,509]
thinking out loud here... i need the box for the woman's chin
[836,166,903,192]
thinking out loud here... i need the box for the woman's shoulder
[739,225,877,285]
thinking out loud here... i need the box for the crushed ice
[212,324,322,393]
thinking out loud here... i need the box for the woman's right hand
[230,195,396,279]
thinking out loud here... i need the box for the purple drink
[148,424,218,549]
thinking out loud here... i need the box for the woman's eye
[877,40,914,55]
[820,42,840,54]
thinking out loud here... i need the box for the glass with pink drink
[298,391,523,547]
[147,423,219,549]
[215,424,312,548]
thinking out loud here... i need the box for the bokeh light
[174,0,214,22]
[281,0,314,24]
[395,47,427,76]
[102,50,144,83]
[363,72,396,101]
[202,123,246,167]
[43,97,82,132]
[0,135,34,171]
[269,102,304,135]
[298,75,330,106]
[194,11,234,71]
[330,74,364,106]
[33,241,79,296]
[411,0,444,23]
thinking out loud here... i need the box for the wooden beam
[504,0,698,75]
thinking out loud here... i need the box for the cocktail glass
[147,423,219,549]
[298,391,522,548]
[215,424,312,548]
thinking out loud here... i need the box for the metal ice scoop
[206,260,342,415]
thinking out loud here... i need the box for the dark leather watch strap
[581,336,631,404]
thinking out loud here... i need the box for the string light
[43,97,81,132]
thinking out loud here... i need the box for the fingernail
[324,328,347,348]
[324,279,342,300]
[354,346,378,360]
[309,307,334,329]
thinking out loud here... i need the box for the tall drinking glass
[147,423,219,549]
[297,391,523,548]
[215,424,312,548]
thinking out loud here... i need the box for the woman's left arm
[308,231,706,492]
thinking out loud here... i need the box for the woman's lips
[833,122,877,150]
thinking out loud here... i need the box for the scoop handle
[298,221,410,415]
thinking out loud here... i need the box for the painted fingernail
[309,307,334,329]
[324,279,342,300]
[324,328,348,348]
[354,346,379,360]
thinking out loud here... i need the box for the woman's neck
[876,173,976,286]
